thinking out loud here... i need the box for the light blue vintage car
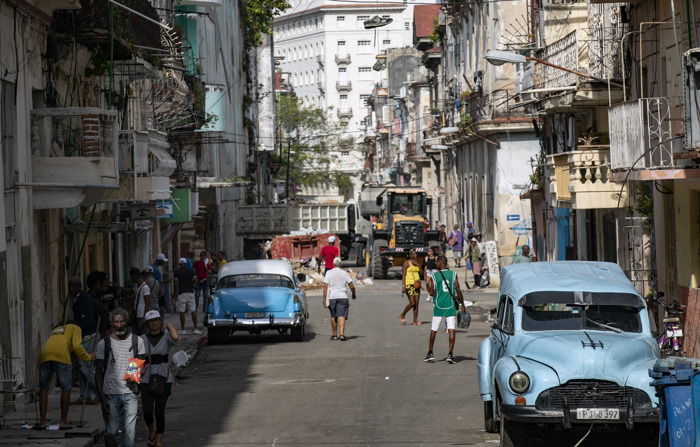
[477,261,660,446]
[204,260,309,343]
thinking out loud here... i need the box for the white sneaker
[193,328,202,335]
[180,329,188,335]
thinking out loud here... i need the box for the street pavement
[1,264,661,446]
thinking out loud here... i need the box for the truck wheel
[356,243,366,267]
[500,416,528,447]
[372,239,388,279]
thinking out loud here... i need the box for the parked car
[204,260,309,343]
[477,261,660,446]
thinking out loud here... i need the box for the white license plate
[576,408,620,420]
[667,328,683,337]
[244,312,267,319]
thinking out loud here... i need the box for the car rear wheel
[208,328,228,345]
[500,415,528,447]
[484,401,498,433]
[291,324,304,342]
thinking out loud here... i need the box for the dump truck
[236,202,370,262]
[361,185,439,279]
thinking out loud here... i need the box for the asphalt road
[155,274,500,447]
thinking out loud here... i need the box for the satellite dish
[433,186,445,198]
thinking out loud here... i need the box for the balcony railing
[548,148,628,209]
[317,80,325,91]
[53,0,163,59]
[30,108,119,209]
[534,27,623,90]
[336,81,352,91]
[608,97,683,171]
[468,90,532,125]
[335,54,351,64]
[338,108,353,118]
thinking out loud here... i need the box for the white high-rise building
[273,1,418,200]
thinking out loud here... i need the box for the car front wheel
[484,401,498,433]
[500,415,528,447]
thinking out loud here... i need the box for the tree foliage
[275,95,352,192]
[244,0,290,47]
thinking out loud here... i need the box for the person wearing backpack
[95,308,146,447]
[424,255,466,364]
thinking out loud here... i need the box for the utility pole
[285,139,291,201]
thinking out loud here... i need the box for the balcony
[468,90,533,125]
[534,28,624,110]
[317,80,325,91]
[338,108,353,118]
[335,54,351,64]
[608,97,686,180]
[547,153,572,208]
[177,0,222,6]
[548,148,628,209]
[376,50,387,60]
[317,55,325,65]
[53,0,162,60]
[336,81,352,91]
[29,108,119,209]
[35,0,80,14]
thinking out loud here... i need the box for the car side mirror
[297,273,307,283]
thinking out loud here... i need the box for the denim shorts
[39,361,73,391]
[329,299,349,319]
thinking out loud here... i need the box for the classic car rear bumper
[205,313,305,328]
[500,403,659,429]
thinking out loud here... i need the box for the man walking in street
[513,245,534,264]
[448,225,464,268]
[95,308,146,447]
[193,251,211,313]
[174,257,200,335]
[316,236,339,272]
[322,257,356,341]
[129,267,150,335]
[143,266,162,313]
[424,255,466,364]
[36,323,95,430]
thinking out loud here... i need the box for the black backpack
[89,295,112,333]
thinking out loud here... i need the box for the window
[360,94,370,106]
[337,16,345,28]
[340,94,348,100]
[405,21,411,30]
[383,39,391,46]
[357,15,369,22]
[358,66,372,80]
[358,40,371,53]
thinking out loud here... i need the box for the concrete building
[273,0,421,200]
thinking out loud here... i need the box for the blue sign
[507,214,520,221]
[156,201,174,219]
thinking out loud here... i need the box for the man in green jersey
[424,256,466,364]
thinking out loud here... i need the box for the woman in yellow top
[400,249,424,325]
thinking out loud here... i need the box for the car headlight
[509,372,530,394]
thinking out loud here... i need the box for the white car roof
[217,260,295,279]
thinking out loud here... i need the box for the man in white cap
[151,253,168,283]
[316,235,340,272]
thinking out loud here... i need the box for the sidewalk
[1,308,207,446]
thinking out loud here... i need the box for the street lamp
[484,49,622,86]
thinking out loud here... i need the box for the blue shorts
[39,361,73,391]
[329,299,349,319]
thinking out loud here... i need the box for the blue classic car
[204,260,309,343]
[477,261,659,446]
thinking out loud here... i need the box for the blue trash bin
[649,357,700,447]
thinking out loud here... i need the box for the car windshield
[217,274,294,290]
[521,304,642,333]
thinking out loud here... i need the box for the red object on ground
[270,233,339,260]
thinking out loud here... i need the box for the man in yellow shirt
[36,324,95,430]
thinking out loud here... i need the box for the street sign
[162,189,192,223]
[156,201,174,219]
[131,203,156,220]
[507,214,520,221]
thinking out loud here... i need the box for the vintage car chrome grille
[535,381,652,410]
[395,221,422,247]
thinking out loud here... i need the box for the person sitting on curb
[36,323,95,430]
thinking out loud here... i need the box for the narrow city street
[156,276,499,446]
